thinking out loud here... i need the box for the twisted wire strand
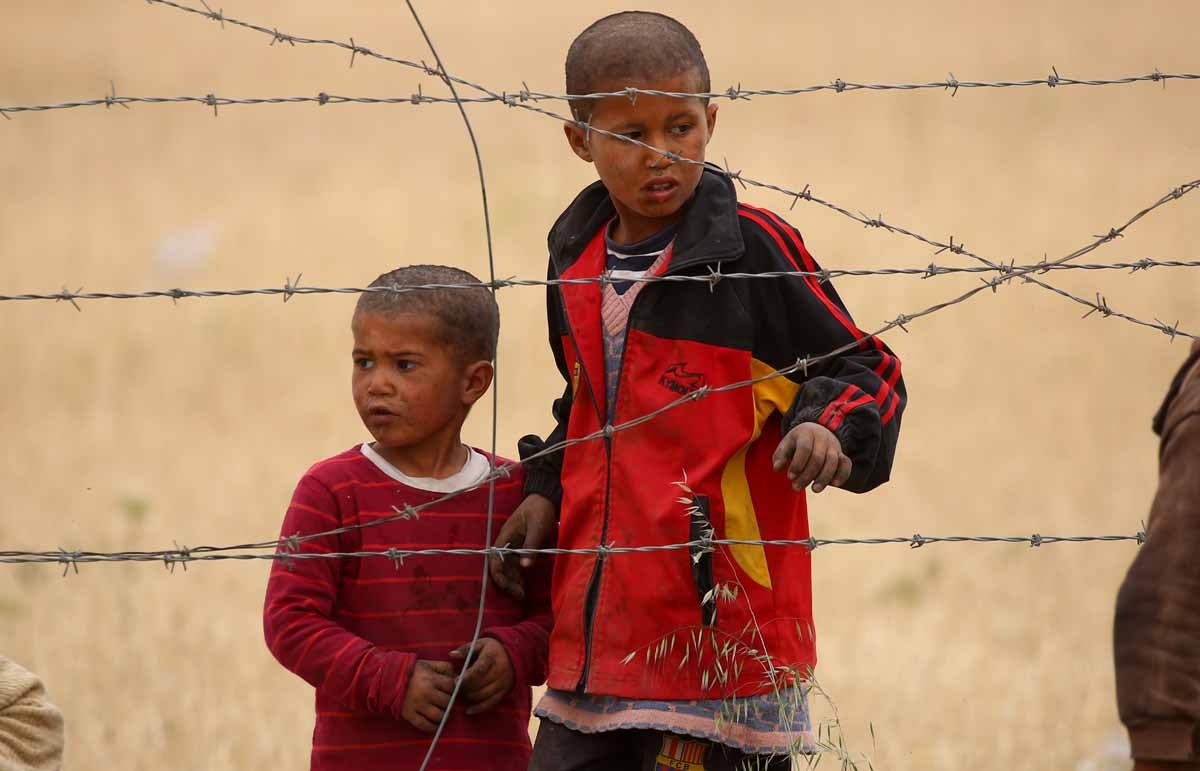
[5,69,1198,116]
[130,0,1200,342]
[5,177,1194,570]
[0,531,1146,573]
[4,257,1198,304]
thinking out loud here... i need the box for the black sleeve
[743,213,907,493]
[518,279,571,508]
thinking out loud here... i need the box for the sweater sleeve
[740,207,906,493]
[0,657,64,771]
[481,555,554,689]
[1114,399,1200,762]
[263,474,416,718]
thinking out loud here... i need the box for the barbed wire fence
[4,0,1198,766]
[5,67,1200,117]
[3,160,1195,569]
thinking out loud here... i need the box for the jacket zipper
[577,264,665,692]
[547,285,608,692]
[577,421,615,691]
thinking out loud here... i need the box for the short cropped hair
[565,11,710,120]
[355,265,499,362]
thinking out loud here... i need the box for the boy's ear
[461,360,494,407]
[564,122,593,163]
[705,102,719,143]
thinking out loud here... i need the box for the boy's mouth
[366,405,400,421]
[642,177,679,201]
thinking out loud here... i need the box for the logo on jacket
[660,362,707,395]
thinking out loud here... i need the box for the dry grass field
[2,1,1198,769]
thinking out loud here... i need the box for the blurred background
[1,1,1197,768]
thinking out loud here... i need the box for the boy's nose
[648,147,674,169]
[366,372,395,395]
[646,136,676,169]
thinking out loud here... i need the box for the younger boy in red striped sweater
[263,265,551,771]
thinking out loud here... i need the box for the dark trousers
[529,719,794,771]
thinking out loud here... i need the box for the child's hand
[449,637,514,715]
[489,493,556,601]
[772,423,852,493]
[400,660,455,733]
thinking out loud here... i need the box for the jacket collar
[548,166,745,276]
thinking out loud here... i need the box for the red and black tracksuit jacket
[521,168,906,701]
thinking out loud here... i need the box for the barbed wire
[5,175,1193,572]
[134,0,1200,345]
[0,88,497,117]
[5,67,1199,117]
[0,531,1147,573]
[200,174,1200,549]
[3,257,1196,340]
[4,257,1197,305]
[0,0,1193,571]
[524,69,1200,101]
[3,2,1190,764]
[138,1,1200,106]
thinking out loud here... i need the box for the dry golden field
[2,1,1198,769]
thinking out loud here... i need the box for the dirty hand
[772,423,852,493]
[489,493,556,601]
[400,659,455,733]
[449,637,514,715]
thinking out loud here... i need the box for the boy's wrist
[521,469,562,510]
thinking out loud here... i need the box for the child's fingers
[521,510,555,569]
[465,690,508,715]
[788,440,823,490]
[809,446,842,493]
[832,454,852,488]
[424,684,452,710]
[772,431,797,472]
[490,518,527,591]
[786,439,816,482]
[426,660,455,677]
[489,554,527,601]
[424,664,456,695]
[407,712,439,734]
[464,681,510,714]
[416,702,447,727]
[461,655,494,691]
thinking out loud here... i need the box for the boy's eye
[622,130,643,141]
[669,124,692,136]
[354,358,373,370]
[396,359,417,371]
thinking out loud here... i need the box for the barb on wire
[7,68,1199,116]
[0,2,1192,575]
[11,176,1191,566]
[4,257,1199,306]
[0,91,499,115]
[141,0,1200,342]
[520,68,1200,101]
[218,175,1200,549]
[0,531,1146,568]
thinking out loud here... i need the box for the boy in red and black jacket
[491,12,906,771]
[264,265,551,771]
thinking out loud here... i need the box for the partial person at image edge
[0,656,64,771]
[1115,338,1200,771]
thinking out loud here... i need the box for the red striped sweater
[263,446,550,771]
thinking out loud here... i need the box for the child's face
[565,70,718,244]
[351,311,490,470]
